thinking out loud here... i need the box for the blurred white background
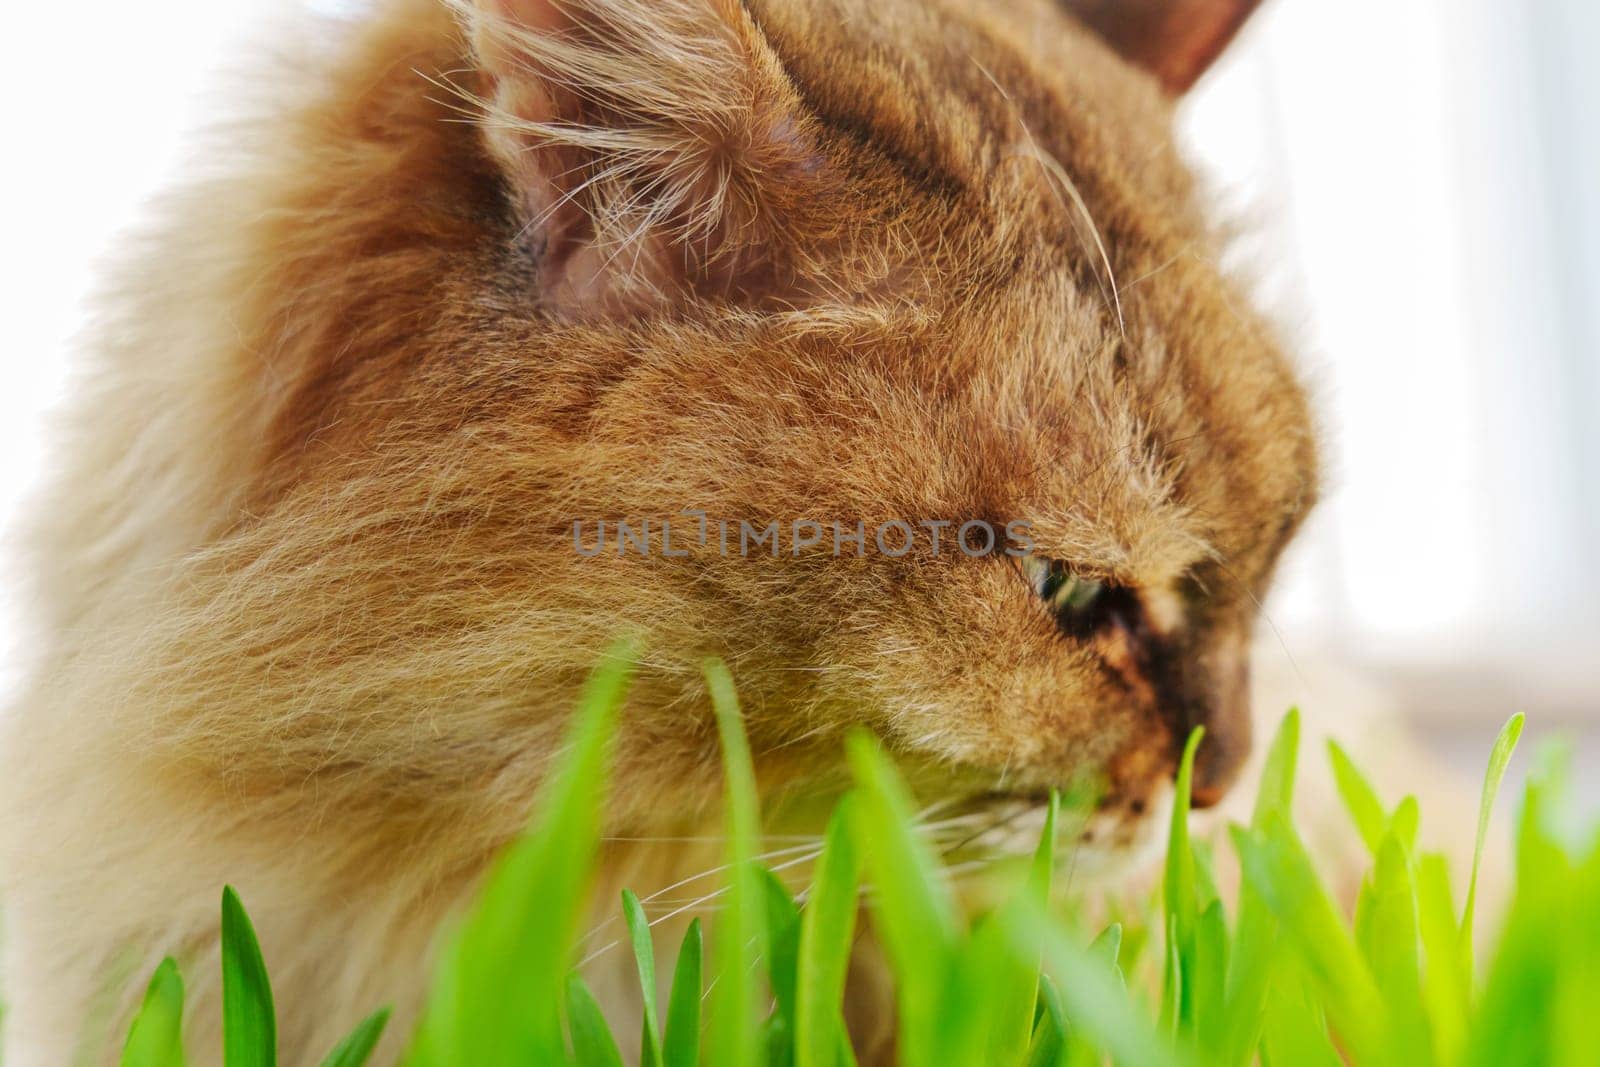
[1183,0,1600,791]
[2,2,1596,785]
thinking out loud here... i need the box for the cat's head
[209,0,1316,858]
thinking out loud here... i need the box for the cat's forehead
[739,0,1318,577]
[750,0,1215,353]
[749,0,1187,208]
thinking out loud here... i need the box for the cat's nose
[1184,648,1253,810]
[1188,706,1251,809]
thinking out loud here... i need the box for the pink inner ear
[763,116,828,179]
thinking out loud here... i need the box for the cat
[0,0,1318,1062]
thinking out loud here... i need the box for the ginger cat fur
[0,0,1318,1062]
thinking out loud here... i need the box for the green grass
[101,649,1598,1066]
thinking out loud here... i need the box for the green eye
[1020,556,1108,625]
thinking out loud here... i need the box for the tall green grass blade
[1192,837,1221,914]
[567,974,626,1067]
[1327,739,1387,856]
[1258,973,1341,1067]
[1231,816,1385,1062]
[795,798,860,1067]
[705,660,765,1067]
[1030,791,1061,902]
[1463,713,1525,960]
[938,917,1014,1064]
[760,1015,792,1067]
[1008,903,1187,1067]
[317,1009,391,1067]
[1389,795,1421,855]
[1253,709,1300,825]
[760,867,802,1039]
[1358,834,1429,1062]
[1551,836,1600,1067]
[662,919,703,1067]
[1416,853,1469,1063]
[845,732,957,1065]
[1027,975,1068,1067]
[120,957,186,1067]
[1221,711,1300,1065]
[1161,728,1204,1035]
[1088,924,1122,974]
[1190,900,1229,1058]
[985,793,1061,1064]
[406,641,635,1066]
[1465,750,1566,1067]
[622,890,665,1067]
[1159,919,1182,1038]
[220,887,276,1067]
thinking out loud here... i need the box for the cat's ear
[460,0,827,316]
[1060,0,1264,94]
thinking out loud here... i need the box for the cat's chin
[1065,786,1175,884]
[936,784,1175,887]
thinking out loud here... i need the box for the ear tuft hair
[456,0,826,314]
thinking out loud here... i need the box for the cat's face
[218,0,1315,856]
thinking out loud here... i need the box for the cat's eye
[1020,555,1109,633]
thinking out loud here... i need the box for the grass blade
[705,660,765,1067]
[1007,902,1186,1067]
[622,890,665,1067]
[317,1009,391,1067]
[1389,795,1421,855]
[938,917,1013,1063]
[1220,711,1301,1064]
[120,957,186,1067]
[567,974,626,1067]
[1027,974,1068,1067]
[1463,713,1525,955]
[1231,817,1385,1062]
[220,887,276,1067]
[1258,973,1342,1067]
[1161,728,1204,1035]
[1359,834,1429,1062]
[845,732,957,1065]
[796,797,861,1067]
[761,867,802,1035]
[988,793,1061,1064]
[1190,900,1229,1057]
[662,919,704,1067]
[1327,739,1387,856]
[1031,791,1062,902]
[1253,709,1301,826]
[406,641,635,1066]
[1416,853,1469,1063]
[1464,747,1571,1067]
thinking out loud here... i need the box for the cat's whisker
[1188,538,1311,695]
[913,796,961,822]
[1122,247,1191,291]
[576,835,825,945]
[972,58,1125,337]
[577,845,827,967]
[934,801,1039,858]
[587,807,1036,940]
[600,833,820,843]
[627,839,824,905]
